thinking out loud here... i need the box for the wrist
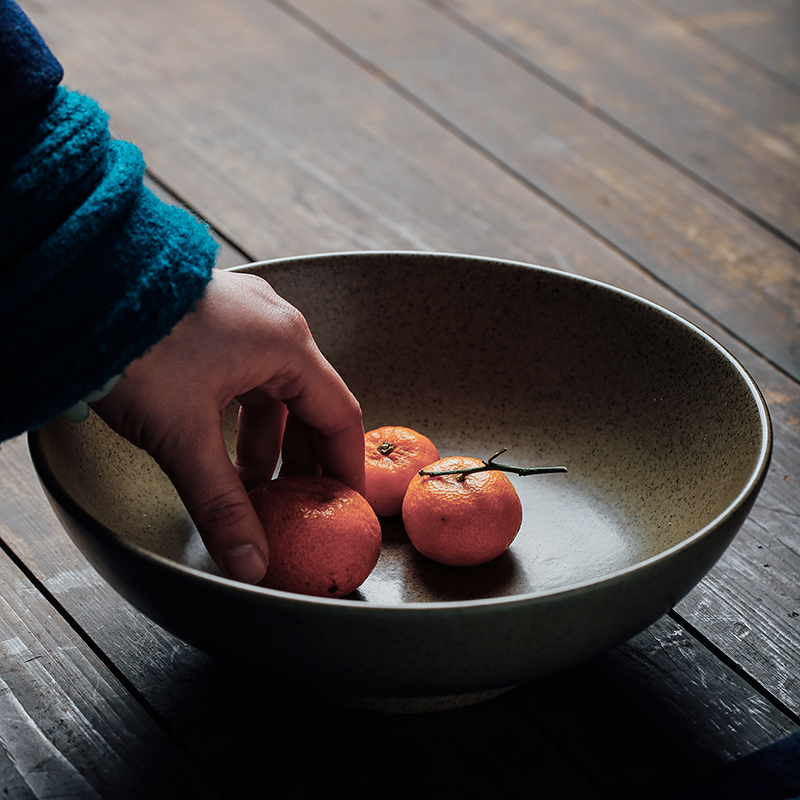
[61,374,121,422]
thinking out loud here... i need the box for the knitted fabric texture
[0,0,63,118]
[1,85,218,440]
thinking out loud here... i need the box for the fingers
[91,269,367,588]
[208,270,364,494]
[162,428,269,584]
[281,368,366,496]
[278,414,321,479]
[234,395,288,492]
[236,366,364,495]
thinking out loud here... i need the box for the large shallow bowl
[29,252,771,708]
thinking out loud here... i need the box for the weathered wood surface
[434,0,800,242]
[293,0,800,382]
[654,0,800,86]
[3,0,800,796]
[0,484,223,799]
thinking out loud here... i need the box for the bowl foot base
[315,685,518,713]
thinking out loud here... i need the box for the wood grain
[20,0,647,273]
[653,0,800,87]
[435,0,800,242]
[290,0,800,383]
[0,508,222,798]
[510,617,799,798]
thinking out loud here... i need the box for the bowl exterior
[34,448,765,697]
[28,252,772,698]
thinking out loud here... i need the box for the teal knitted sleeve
[0,87,218,440]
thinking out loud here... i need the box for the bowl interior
[36,253,769,604]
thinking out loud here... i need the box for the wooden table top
[4,1,799,797]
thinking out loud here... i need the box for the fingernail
[223,544,267,584]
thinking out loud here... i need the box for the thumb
[163,434,269,585]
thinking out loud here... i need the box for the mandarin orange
[248,475,381,598]
[364,426,440,516]
[401,456,523,566]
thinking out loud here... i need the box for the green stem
[419,449,568,482]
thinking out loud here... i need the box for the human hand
[92,269,365,584]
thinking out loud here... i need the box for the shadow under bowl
[29,252,772,706]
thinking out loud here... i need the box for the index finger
[282,365,366,495]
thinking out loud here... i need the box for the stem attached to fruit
[377,442,394,456]
[419,449,568,482]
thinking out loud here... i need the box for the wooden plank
[16,0,800,714]
[20,0,633,276]
[652,0,800,87]
[431,0,800,243]
[0,745,40,800]
[288,0,800,384]
[0,436,218,720]
[510,616,799,798]
[0,519,222,799]
[673,422,800,714]
[27,0,800,382]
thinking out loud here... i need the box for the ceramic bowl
[29,252,771,709]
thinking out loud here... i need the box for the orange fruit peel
[249,475,381,598]
[364,426,440,516]
[402,456,524,567]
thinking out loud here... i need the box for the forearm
[1,0,218,440]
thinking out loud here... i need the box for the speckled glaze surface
[29,252,772,705]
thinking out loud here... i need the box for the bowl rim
[29,251,773,614]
